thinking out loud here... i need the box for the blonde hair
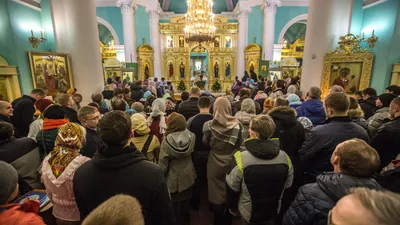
[350,188,400,225]
[82,195,144,225]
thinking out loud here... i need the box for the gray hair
[308,86,322,100]
[330,85,344,93]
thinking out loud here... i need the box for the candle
[372,29,375,36]
[361,32,364,39]
[31,30,34,36]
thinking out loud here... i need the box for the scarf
[42,119,69,130]
[241,98,256,114]
[143,90,152,100]
[147,98,167,134]
[148,81,157,96]
[165,112,186,136]
[48,123,85,178]
[131,113,150,136]
[211,97,239,144]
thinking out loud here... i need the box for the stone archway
[97,17,120,45]
[278,14,308,44]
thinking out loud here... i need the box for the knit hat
[131,113,150,136]
[34,98,54,113]
[0,161,18,204]
[378,93,397,107]
[287,94,302,106]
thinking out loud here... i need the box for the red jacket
[0,200,45,225]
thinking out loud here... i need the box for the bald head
[389,97,400,119]
[0,101,13,118]
[331,194,378,225]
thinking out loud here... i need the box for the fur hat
[34,99,54,114]
[0,161,18,204]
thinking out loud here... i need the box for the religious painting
[214,61,220,78]
[214,36,220,48]
[258,60,270,77]
[225,61,231,78]
[28,51,73,97]
[330,63,363,93]
[179,36,185,48]
[168,61,174,78]
[269,69,283,82]
[179,62,185,78]
[125,63,138,81]
[144,63,150,79]
[225,36,232,48]
[167,36,174,48]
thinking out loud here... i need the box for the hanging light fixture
[184,0,216,45]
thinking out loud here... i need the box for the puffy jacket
[379,164,400,193]
[36,128,59,155]
[360,97,377,120]
[295,100,326,126]
[283,172,381,225]
[298,117,369,183]
[367,107,389,137]
[226,139,293,224]
[178,97,200,121]
[371,116,400,169]
[11,95,36,138]
[130,83,144,102]
[0,201,45,225]
[348,108,367,130]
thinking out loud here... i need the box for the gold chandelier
[184,0,216,45]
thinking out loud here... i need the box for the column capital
[146,7,163,18]
[116,0,137,15]
[262,0,282,14]
[233,3,252,19]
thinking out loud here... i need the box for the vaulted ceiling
[98,23,114,45]
[284,22,307,44]
[159,0,239,14]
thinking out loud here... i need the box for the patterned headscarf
[48,123,85,178]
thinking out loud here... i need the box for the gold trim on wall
[245,44,261,75]
[138,44,154,81]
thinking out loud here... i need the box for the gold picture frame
[28,51,73,97]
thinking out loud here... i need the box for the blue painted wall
[248,6,263,46]
[135,5,151,47]
[40,0,56,52]
[0,0,18,66]
[275,7,308,43]
[350,0,364,35]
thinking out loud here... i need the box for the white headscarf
[147,98,167,134]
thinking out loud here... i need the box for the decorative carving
[138,44,154,81]
[245,44,261,75]
[262,0,282,13]
[116,0,137,14]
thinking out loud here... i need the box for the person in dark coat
[283,139,382,225]
[178,87,200,121]
[73,111,175,225]
[379,159,400,193]
[360,88,378,120]
[77,106,103,158]
[241,71,250,82]
[295,87,326,126]
[250,70,258,82]
[298,93,369,184]
[175,91,189,112]
[348,97,367,130]
[0,101,13,123]
[57,93,79,123]
[371,97,400,170]
[385,84,400,96]
[130,81,144,102]
[231,88,261,115]
[11,89,46,138]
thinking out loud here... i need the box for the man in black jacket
[77,106,103,158]
[371,97,400,170]
[11,89,45,137]
[73,111,175,225]
[0,101,13,123]
[283,139,382,225]
[130,81,144,102]
[360,88,378,120]
[298,92,369,183]
[178,87,200,120]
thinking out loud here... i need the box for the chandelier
[184,0,216,45]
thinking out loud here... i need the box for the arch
[97,17,120,45]
[278,14,308,44]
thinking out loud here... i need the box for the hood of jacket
[165,130,195,158]
[347,108,364,119]
[130,83,142,91]
[317,172,381,202]
[363,97,377,107]
[301,99,325,115]
[244,139,280,160]
[235,111,254,125]
[92,145,147,170]
[268,106,297,128]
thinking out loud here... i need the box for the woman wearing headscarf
[41,123,90,225]
[203,97,243,225]
[235,98,256,141]
[241,71,250,82]
[130,114,160,163]
[147,80,157,97]
[261,98,273,115]
[287,94,303,109]
[158,113,196,225]
[147,98,168,143]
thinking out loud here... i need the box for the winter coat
[0,114,11,123]
[367,107,390,137]
[80,128,104,158]
[130,83,144,102]
[187,113,214,152]
[36,128,59,155]
[226,139,293,224]
[348,108,368,130]
[159,130,196,195]
[62,107,79,124]
[295,100,326,126]
[269,107,305,160]
[232,98,261,115]
[11,95,36,138]
[235,111,255,141]
[0,201,45,225]
[73,145,175,225]
[298,117,369,183]
[360,97,377,120]
[283,172,381,225]
[178,97,200,121]
[0,137,43,189]
[379,166,400,194]
[371,116,400,169]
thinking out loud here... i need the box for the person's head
[287,94,301,106]
[266,80,272,87]
[0,122,14,140]
[88,102,100,111]
[181,91,189,101]
[121,88,131,99]
[385,85,400,96]
[82,194,144,225]
[151,98,166,117]
[78,106,100,129]
[213,97,233,117]
[239,88,251,99]
[249,115,276,140]
[112,98,127,112]
[91,92,104,104]
[55,122,86,150]
[0,101,13,118]
[58,94,73,107]
[154,78,158,82]
[198,96,211,113]
[165,112,186,136]
[131,113,150,136]
[0,161,19,204]
[287,85,297,95]
[190,87,201,98]
[161,77,165,82]
[362,88,377,100]
[274,98,289,108]
[329,85,344,94]
[307,86,322,100]
[376,93,397,108]
[113,88,123,98]
[132,102,144,113]
[241,98,256,114]
[324,92,350,118]
[34,99,53,114]
[354,91,363,100]
[330,139,380,177]
[263,98,273,112]
[43,105,67,119]
[330,188,400,225]
[349,97,361,110]
[389,97,400,119]
[276,80,285,89]
[107,78,113,84]
[30,88,46,100]
[98,111,131,147]
[72,93,83,104]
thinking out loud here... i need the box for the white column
[149,9,162,79]
[117,0,137,63]
[301,0,353,94]
[50,0,104,105]
[236,8,251,79]
[262,0,281,60]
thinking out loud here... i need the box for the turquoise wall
[0,0,18,66]
[248,6,263,46]
[135,5,151,47]
[40,0,56,52]
[350,0,364,35]
[362,0,399,93]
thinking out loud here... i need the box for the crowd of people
[0,75,400,225]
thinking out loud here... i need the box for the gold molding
[138,44,154,81]
[245,44,261,75]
